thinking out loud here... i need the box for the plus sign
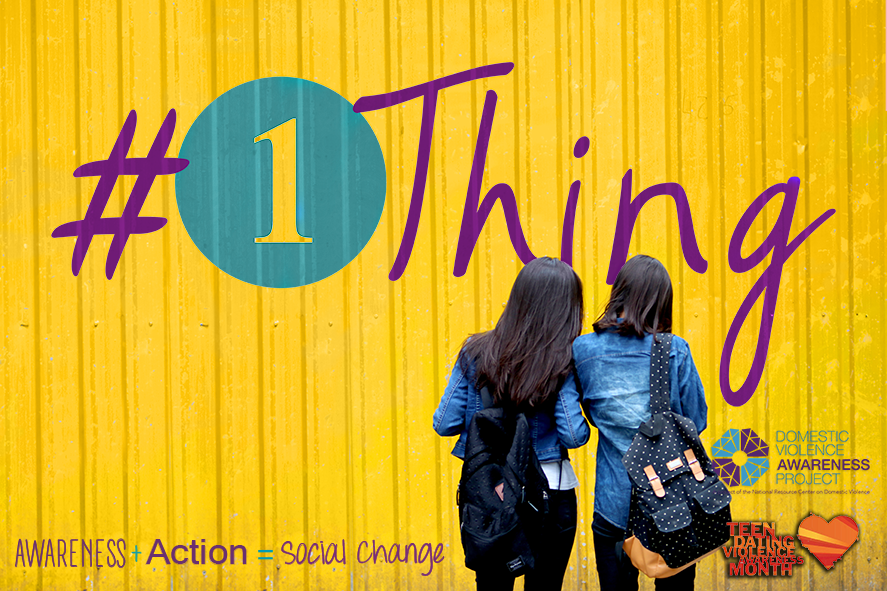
[132,545,141,562]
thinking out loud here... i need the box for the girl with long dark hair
[433,257,590,590]
[573,254,708,590]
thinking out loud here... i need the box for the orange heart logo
[797,514,859,570]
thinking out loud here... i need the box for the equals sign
[258,549,274,561]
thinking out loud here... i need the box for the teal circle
[175,77,386,288]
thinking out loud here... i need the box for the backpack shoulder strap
[649,333,674,415]
[480,385,495,410]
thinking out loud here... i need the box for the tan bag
[619,334,732,577]
[622,535,723,579]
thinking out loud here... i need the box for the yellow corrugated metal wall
[0,0,883,589]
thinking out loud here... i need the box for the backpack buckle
[684,449,705,481]
[643,465,666,498]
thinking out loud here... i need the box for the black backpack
[457,386,550,575]
[621,333,732,577]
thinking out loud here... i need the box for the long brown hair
[593,254,673,338]
[459,257,584,407]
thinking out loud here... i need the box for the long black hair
[459,257,584,407]
[593,254,673,338]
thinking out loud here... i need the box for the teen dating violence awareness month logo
[711,428,770,487]
[797,514,859,570]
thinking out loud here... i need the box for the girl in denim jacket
[573,255,708,591]
[433,257,590,591]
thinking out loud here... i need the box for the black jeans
[475,489,577,591]
[592,512,696,591]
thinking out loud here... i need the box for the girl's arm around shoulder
[432,356,471,437]
[553,370,591,448]
[672,336,708,434]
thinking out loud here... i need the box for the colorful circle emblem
[711,428,769,486]
[176,77,386,288]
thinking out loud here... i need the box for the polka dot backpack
[621,333,732,578]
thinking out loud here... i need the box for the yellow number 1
[254,118,312,243]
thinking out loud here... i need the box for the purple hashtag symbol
[53,109,189,279]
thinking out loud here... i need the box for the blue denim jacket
[573,330,707,529]
[433,353,591,461]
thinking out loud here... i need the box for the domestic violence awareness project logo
[711,429,770,487]
[773,430,869,487]
[710,428,871,489]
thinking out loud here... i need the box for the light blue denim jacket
[573,329,707,529]
[433,353,591,461]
